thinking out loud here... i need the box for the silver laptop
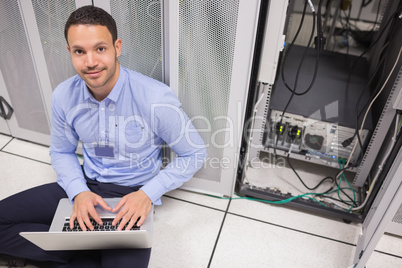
[20,198,153,251]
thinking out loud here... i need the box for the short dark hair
[64,5,118,44]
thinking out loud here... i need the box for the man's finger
[96,197,112,212]
[126,214,144,231]
[87,205,102,225]
[69,214,77,229]
[125,213,140,231]
[112,206,128,227]
[79,211,94,231]
[117,213,132,231]
[136,213,147,227]
[77,215,88,231]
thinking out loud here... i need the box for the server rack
[237,0,402,223]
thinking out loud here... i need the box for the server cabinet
[106,0,261,197]
[0,1,56,145]
[237,0,402,222]
[167,0,261,196]
[0,71,12,136]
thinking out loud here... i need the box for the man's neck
[91,89,111,102]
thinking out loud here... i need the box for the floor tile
[0,134,12,149]
[229,197,361,245]
[164,188,229,211]
[374,233,402,258]
[2,138,51,164]
[366,251,402,267]
[0,152,56,201]
[149,196,225,268]
[210,214,356,268]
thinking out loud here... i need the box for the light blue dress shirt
[49,66,207,205]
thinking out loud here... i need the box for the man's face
[67,24,122,100]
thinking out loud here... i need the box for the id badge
[93,142,115,158]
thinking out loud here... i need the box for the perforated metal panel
[32,0,76,90]
[0,1,49,135]
[179,1,240,182]
[110,0,163,82]
[391,205,402,225]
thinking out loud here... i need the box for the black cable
[339,7,360,153]
[286,154,334,192]
[362,0,374,8]
[338,6,367,165]
[344,4,352,69]
[283,0,324,96]
[280,1,315,96]
[274,0,321,157]
[280,2,320,96]
[316,0,324,43]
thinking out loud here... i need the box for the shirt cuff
[62,178,91,202]
[140,177,166,205]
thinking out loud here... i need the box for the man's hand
[70,191,112,231]
[112,190,152,231]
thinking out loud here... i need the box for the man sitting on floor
[0,5,206,267]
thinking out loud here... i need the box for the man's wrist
[137,189,152,204]
[72,190,91,201]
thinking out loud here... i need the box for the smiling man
[0,5,206,268]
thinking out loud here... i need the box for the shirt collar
[83,65,126,103]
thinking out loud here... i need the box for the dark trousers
[0,179,151,268]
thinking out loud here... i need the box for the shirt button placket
[99,103,106,143]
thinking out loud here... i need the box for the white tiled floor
[0,134,401,268]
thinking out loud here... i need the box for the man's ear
[67,44,71,53]
[115,38,122,57]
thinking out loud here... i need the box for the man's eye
[98,47,105,52]
[75,50,83,55]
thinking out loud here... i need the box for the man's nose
[86,52,98,68]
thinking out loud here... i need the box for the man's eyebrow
[94,41,109,47]
[70,45,84,50]
[70,42,110,50]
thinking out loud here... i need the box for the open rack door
[165,0,262,197]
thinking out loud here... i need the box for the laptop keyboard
[62,218,140,232]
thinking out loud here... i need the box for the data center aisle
[0,134,401,268]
